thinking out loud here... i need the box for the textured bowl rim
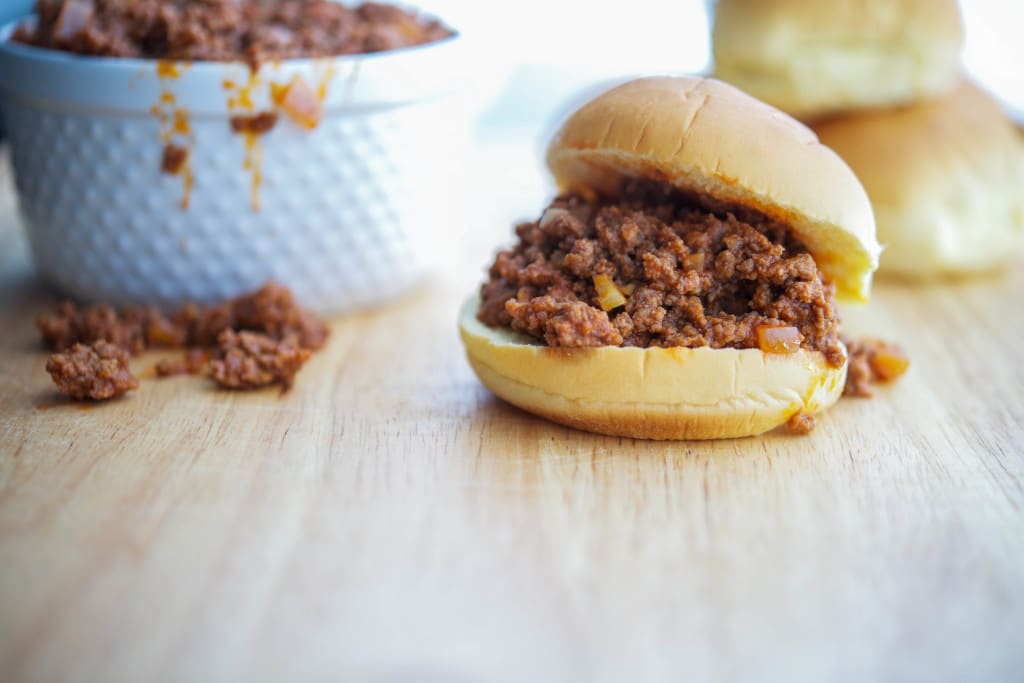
[0,17,469,112]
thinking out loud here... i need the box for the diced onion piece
[262,24,295,47]
[146,317,184,347]
[593,274,626,312]
[539,207,570,229]
[54,0,93,41]
[274,75,323,130]
[683,253,705,271]
[756,325,803,354]
[869,343,910,381]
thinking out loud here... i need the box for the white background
[427,0,1024,128]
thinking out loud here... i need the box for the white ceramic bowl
[0,18,469,313]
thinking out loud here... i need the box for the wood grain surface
[0,142,1023,683]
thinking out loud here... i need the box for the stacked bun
[813,82,1024,276]
[713,0,1024,277]
[713,0,964,120]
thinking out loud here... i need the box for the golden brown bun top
[713,0,964,59]
[547,76,880,301]
[811,81,1023,208]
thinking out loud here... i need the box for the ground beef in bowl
[13,0,453,67]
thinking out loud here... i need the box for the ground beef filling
[14,1,453,66]
[479,181,846,367]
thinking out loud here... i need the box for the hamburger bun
[546,76,880,301]
[461,76,877,440]
[811,81,1024,277]
[712,0,964,119]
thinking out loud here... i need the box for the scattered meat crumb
[229,112,279,135]
[161,144,188,174]
[843,338,910,398]
[143,311,189,348]
[36,302,175,355]
[170,282,329,350]
[155,347,209,377]
[786,412,816,435]
[46,341,139,400]
[36,282,328,399]
[210,330,310,391]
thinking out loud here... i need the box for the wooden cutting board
[0,144,1022,682]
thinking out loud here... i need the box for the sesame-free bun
[812,81,1024,277]
[461,76,876,440]
[712,0,964,118]
[546,76,880,301]
[459,299,846,440]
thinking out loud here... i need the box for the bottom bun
[459,298,846,440]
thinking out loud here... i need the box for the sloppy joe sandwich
[712,0,964,119]
[459,76,881,440]
[811,81,1024,277]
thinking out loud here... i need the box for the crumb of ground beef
[13,1,453,68]
[161,144,188,175]
[155,347,209,377]
[172,301,235,350]
[786,413,816,435]
[209,330,310,390]
[36,283,328,394]
[478,179,845,366]
[231,282,329,350]
[173,282,329,350]
[138,308,189,348]
[36,302,177,355]
[843,337,910,397]
[38,282,327,353]
[844,342,873,397]
[230,113,278,135]
[46,340,139,400]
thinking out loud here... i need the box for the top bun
[547,76,880,301]
[712,0,964,118]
